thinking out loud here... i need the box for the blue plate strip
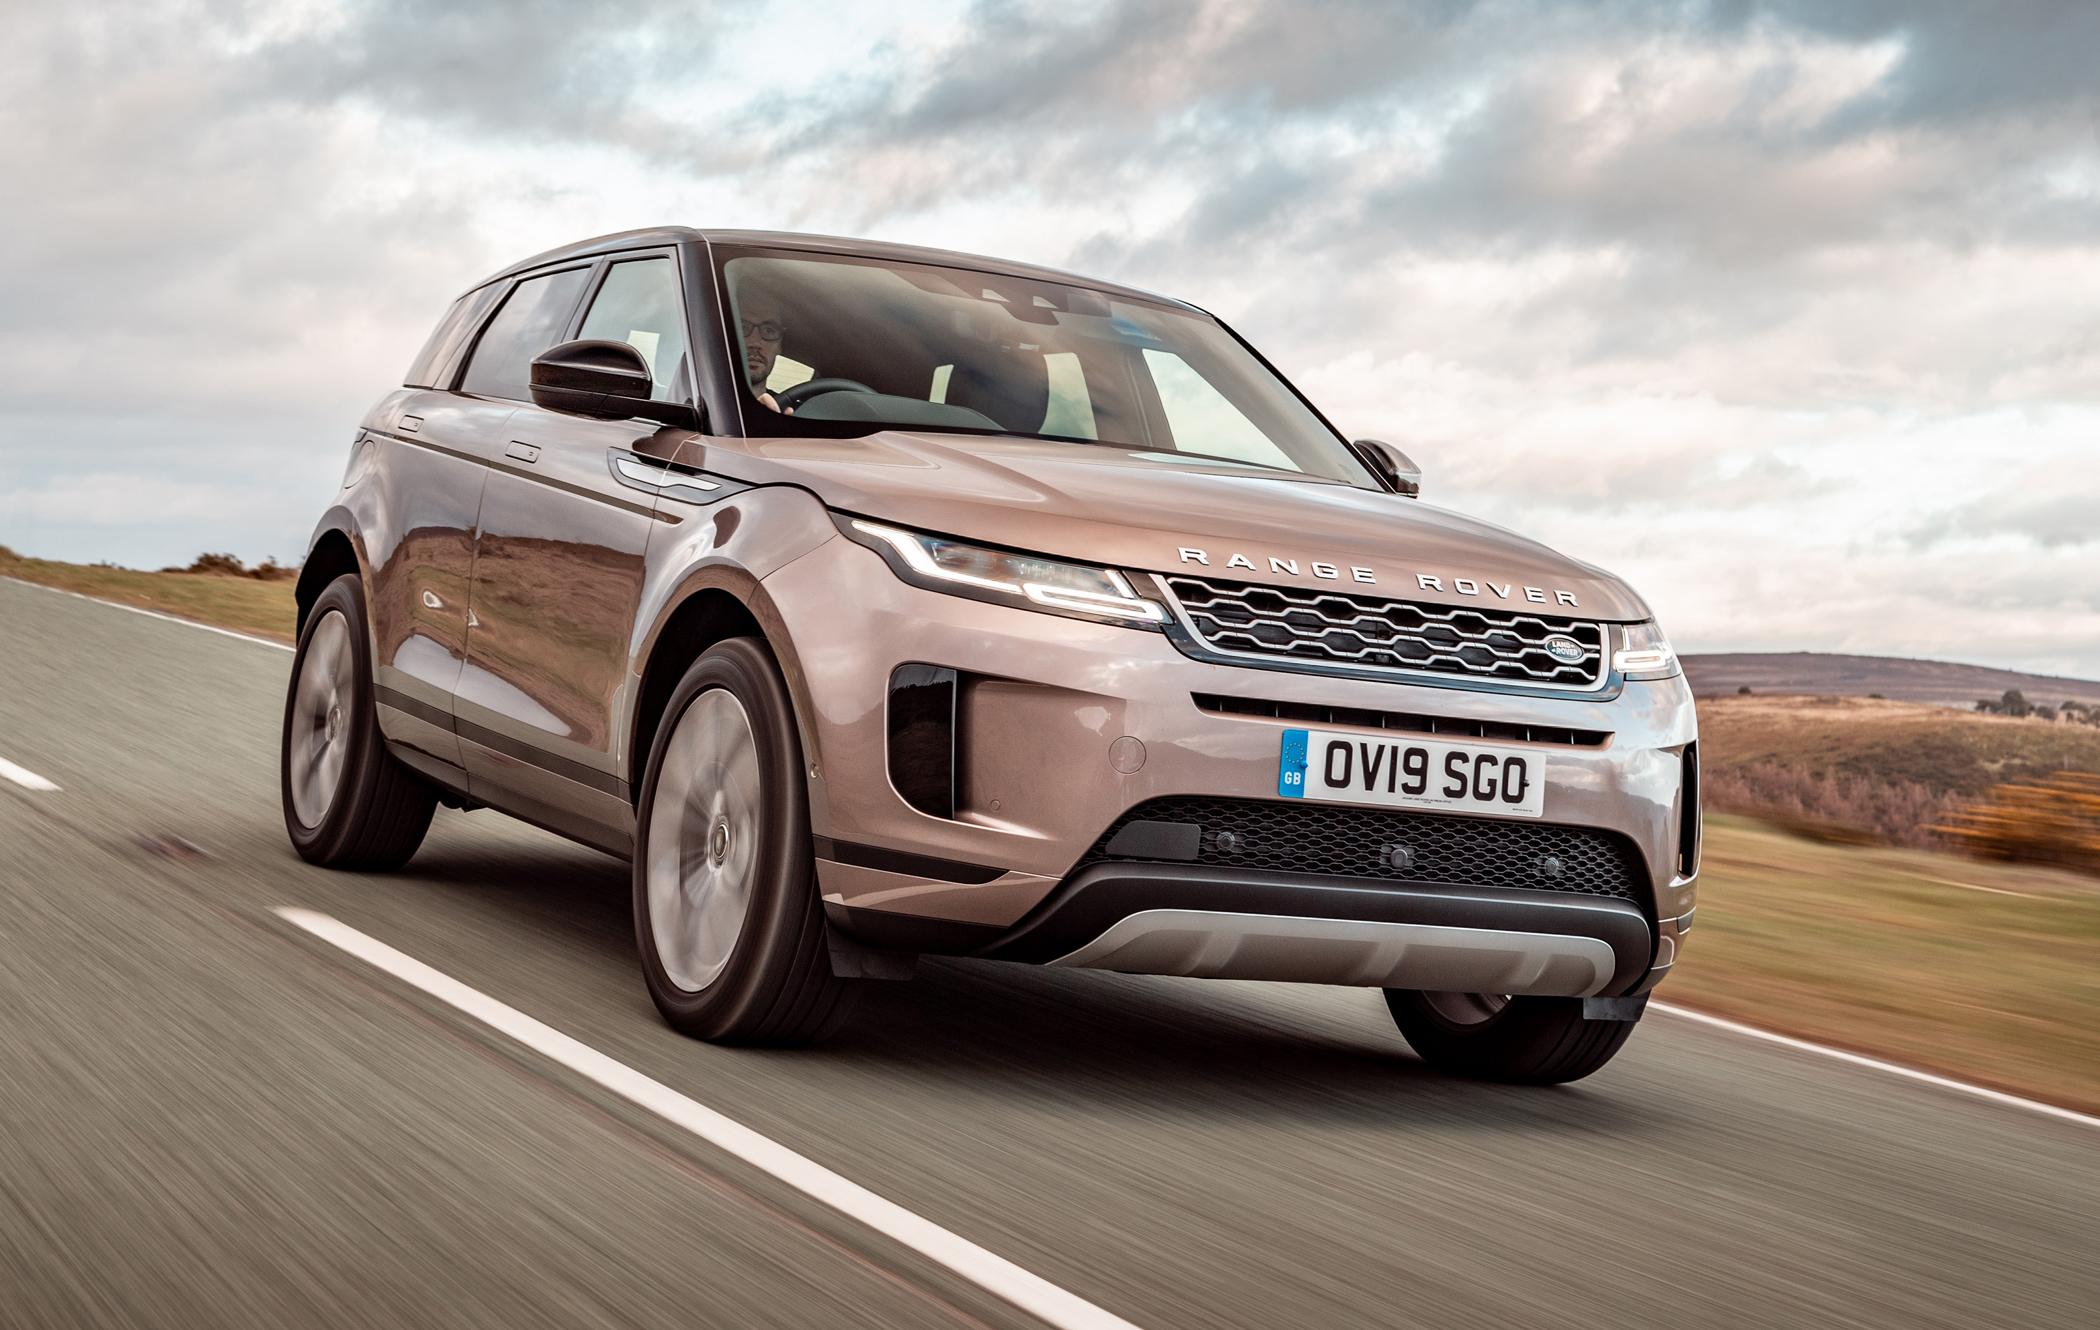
[1277,728,1309,798]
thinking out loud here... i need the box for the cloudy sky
[3,0,2096,674]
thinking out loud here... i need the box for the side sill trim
[377,684,625,798]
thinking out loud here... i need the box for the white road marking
[275,908,1144,1330]
[0,755,60,791]
[1654,1002,2100,1131]
[0,576,295,653]
[13,573,2090,1138]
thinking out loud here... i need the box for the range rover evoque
[282,228,1699,1083]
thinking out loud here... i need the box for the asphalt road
[1,575,2094,1330]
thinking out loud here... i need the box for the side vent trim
[887,664,958,819]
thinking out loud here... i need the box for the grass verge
[1675,815,2100,1115]
[1,548,297,644]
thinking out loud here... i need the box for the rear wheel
[1384,989,1637,1084]
[280,574,437,869]
[633,638,857,1044]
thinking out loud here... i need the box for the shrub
[165,552,299,580]
[1935,772,2100,874]
[1704,761,1961,848]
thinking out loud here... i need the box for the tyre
[633,637,858,1044]
[280,574,437,869]
[1384,990,1637,1084]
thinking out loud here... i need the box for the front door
[455,253,700,852]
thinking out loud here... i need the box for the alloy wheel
[645,688,762,992]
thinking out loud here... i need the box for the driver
[738,290,793,415]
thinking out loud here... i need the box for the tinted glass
[720,250,1371,486]
[403,284,503,389]
[577,258,691,402]
[459,267,591,401]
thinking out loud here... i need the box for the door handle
[505,441,541,464]
[611,452,721,504]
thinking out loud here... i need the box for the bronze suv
[281,229,1699,1083]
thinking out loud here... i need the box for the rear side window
[403,284,503,389]
[459,267,592,402]
[576,258,691,402]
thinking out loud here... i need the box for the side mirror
[1348,439,1421,497]
[530,340,701,430]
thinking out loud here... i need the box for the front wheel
[1384,990,1637,1084]
[632,637,857,1044]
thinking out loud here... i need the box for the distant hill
[1681,652,2100,709]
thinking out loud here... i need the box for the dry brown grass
[1698,694,2100,851]
[0,546,297,643]
[1700,694,2100,794]
[1935,772,2100,873]
[1674,816,2100,1114]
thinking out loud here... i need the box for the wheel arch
[627,570,822,808]
[295,510,366,635]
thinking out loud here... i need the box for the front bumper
[763,532,1699,996]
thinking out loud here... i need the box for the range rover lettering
[282,228,1699,1083]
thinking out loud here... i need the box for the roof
[468,227,1194,310]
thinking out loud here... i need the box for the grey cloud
[1907,487,2100,551]
[240,1,735,139]
[4,0,2096,674]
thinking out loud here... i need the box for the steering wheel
[775,377,879,411]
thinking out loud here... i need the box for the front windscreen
[718,248,1375,486]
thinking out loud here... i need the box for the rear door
[455,251,700,852]
[365,281,511,770]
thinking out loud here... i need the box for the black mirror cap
[1349,438,1422,498]
[530,339,703,430]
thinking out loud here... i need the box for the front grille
[1163,574,1606,688]
[1079,795,1646,901]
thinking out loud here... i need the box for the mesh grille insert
[1079,795,1646,901]
[1164,574,1606,687]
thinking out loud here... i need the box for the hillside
[1696,693,2100,847]
[1699,695,2100,795]
[1682,651,2100,709]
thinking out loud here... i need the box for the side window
[576,258,692,402]
[1141,348,1294,468]
[1040,351,1096,440]
[404,284,502,389]
[459,267,592,402]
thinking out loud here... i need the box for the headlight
[842,518,1167,627]
[1613,621,1678,679]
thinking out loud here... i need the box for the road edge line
[1652,1002,2099,1130]
[0,575,294,653]
[0,755,61,791]
[274,907,1144,1330]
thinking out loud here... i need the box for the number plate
[1278,728,1545,818]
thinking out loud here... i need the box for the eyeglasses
[741,318,785,342]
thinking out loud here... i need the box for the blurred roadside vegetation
[1673,815,2100,1115]
[0,545,297,643]
[3,548,2095,1106]
[1699,694,2100,860]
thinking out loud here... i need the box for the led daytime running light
[851,520,1166,624]
[1613,646,1675,672]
